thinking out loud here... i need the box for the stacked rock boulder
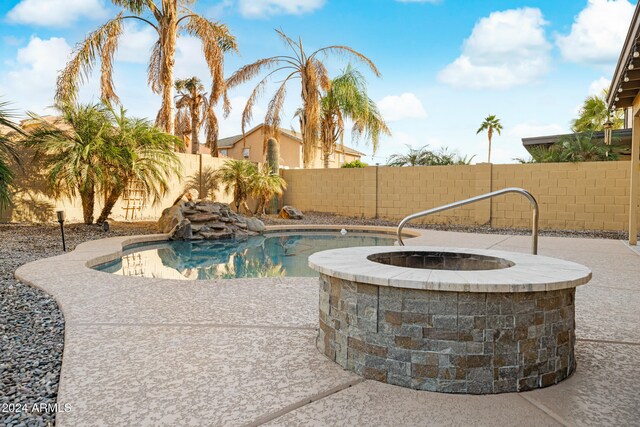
[279,205,304,220]
[158,200,266,241]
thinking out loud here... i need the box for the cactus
[266,137,280,214]
[267,137,279,174]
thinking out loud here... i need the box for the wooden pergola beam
[608,2,640,245]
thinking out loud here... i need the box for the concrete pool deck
[14,226,640,426]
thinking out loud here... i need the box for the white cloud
[116,23,157,64]
[438,8,551,89]
[378,92,427,121]
[216,96,265,138]
[396,0,441,3]
[6,0,109,27]
[588,76,611,95]
[237,0,325,18]
[508,123,566,139]
[556,0,634,66]
[2,37,72,113]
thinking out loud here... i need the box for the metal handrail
[397,187,540,254]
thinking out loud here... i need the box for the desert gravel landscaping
[1,222,156,427]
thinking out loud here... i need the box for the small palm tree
[26,103,115,224]
[387,145,436,167]
[557,133,619,162]
[183,166,219,200]
[476,115,503,163]
[573,90,624,132]
[318,65,389,168]
[431,147,475,165]
[175,77,220,155]
[96,106,183,223]
[227,29,379,167]
[250,164,287,216]
[56,0,237,134]
[218,159,255,213]
[0,99,22,208]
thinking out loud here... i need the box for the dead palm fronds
[175,76,220,155]
[56,0,237,136]
[226,29,379,168]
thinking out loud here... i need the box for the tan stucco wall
[1,152,234,223]
[282,161,638,232]
[219,131,303,168]
[217,128,361,169]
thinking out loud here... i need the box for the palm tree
[26,103,115,224]
[573,89,624,132]
[250,164,287,216]
[55,0,237,135]
[432,147,475,165]
[557,133,619,162]
[0,99,22,208]
[387,145,437,167]
[226,29,379,167]
[521,134,622,163]
[183,165,219,200]
[318,65,389,168]
[387,145,474,167]
[96,106,183,223]
[476,115,503,163]
[218,159,255,213]
[175,77,220,155]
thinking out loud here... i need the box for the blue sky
[0,0,636,164]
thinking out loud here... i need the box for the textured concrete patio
[15,227,640,426]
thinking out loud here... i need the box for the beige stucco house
[211,123,365,169]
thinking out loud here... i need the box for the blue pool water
[94,232,396,280]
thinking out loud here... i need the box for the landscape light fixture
[56,210,66,252]
[603,118,613,146]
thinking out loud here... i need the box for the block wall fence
[0,152,235,223]
[282,161,637,232]
[2,153,637,233]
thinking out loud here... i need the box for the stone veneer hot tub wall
[309,247,591,395]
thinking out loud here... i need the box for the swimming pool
[94,231,396,280]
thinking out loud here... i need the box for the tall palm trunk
[321,117,335,169]
[487,128,493,163]
[158,7,177,134]
[301,72,320,168]
[323,150,330,168]
[80,186,95,225]
[190,101,200,154]
[97,186,124,224]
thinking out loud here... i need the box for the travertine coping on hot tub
[308,246,592,293]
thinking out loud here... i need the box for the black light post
[56,210,66,252]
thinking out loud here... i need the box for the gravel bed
[261,211,633,240]
[0,221,157,427]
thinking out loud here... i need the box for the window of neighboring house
[243,148,250,159]
[219,149,228,157]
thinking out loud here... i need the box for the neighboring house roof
[521,129,632,155]
[217,123,366,156]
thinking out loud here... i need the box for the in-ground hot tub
[308,246,591,394]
